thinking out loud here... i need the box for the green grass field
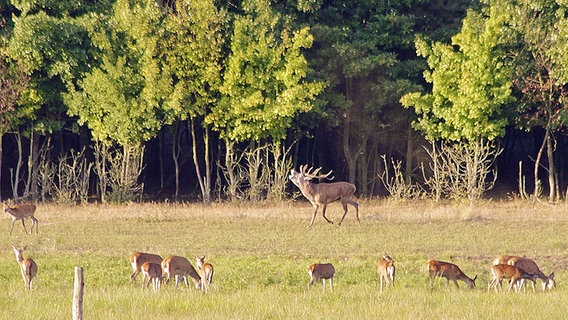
[0,199,567,319]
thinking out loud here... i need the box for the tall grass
[0,199,566,319]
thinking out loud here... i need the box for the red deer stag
[289,165,359,227]
[307,263,335,290]
[377,255,395,292]
[427,260,477,289]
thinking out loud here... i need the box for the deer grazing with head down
[377,255,395,292]
[493,255,555,291]
[3,202,38,236]
[289,165,359,227]
[307,263,335,290]
[427,260,477,289]
[140,262,163,292]
[488,263,535,293]
[161,255,201,289]
[129,252,163,285]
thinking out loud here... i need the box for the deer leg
[351,199,360,224]
[309,205,319,227]
[31,217,38,234]
[9,220,16,236]
[21,219,29,234]
[337,201,349,226]
[321,204,333,224]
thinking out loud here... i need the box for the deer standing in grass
[427,260,477,289]
[289,165,359,227]
[488,264,535,293]
[495,255,555,291]
[3,202,38,235]
[377,255,395,292]
[129,252,163,285]
[307,263,335,290]
[161,255,201,289]
[12,245,38,290]
[196,256,214,293]
[140,262,162,292]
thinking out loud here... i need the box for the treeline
[0,0,566,204]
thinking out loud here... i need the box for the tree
[207,0,324,143]
[401,8,513,142]
[0,52,31,200]
[65,0,171,202]
[401,7,514,201]
[162,0,228,203]
[301,0,470,190]
[495,0,568,201]
[5,0,100,199]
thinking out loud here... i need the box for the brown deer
[196,256,214,293]
[507,256,554,291]
[377,255,395,292]
[488,264,535,293]
[129,252,163,285]
[427,260,477,289]
[289,165,359,227]
[161,255,201,289]
[3,202,38,235]
[140,262,163,292]
[307,263,335,290]
[12,245,38,290]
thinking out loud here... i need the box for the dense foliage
[2,0,568,202]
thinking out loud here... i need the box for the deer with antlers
[289,165,359,227]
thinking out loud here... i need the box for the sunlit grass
[0,199,566,318]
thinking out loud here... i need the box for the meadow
[0,199,567,319]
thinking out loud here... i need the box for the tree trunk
[533,129,547,198]
[172,122,181,201]
[405,124,414,184]
[190,118,211,205]
[546,130,556,201]
[12,131,23,199]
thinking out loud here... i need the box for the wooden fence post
[73,266,84,320]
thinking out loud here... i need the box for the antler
[299,164,334,180]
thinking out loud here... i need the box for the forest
[1,0,568,204]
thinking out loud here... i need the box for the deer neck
[300,181,318,202]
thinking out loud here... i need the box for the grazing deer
[307,263,335,290]
[12,245,38,290]
[161,255,201,289]
[543,273,556,291]
[488,264,535,293]
[196,256,214,293]
[141,262,162,292]
[507,256,554,291]
[427,260,477,289]
[377,255,395,292]
[3,202,38,235]
[289,165,359,227]
[129,252,163,285]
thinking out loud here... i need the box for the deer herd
[0,167,560,294]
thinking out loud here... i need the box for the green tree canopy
[401,8,513,142]
[206,0,325,143]
[65,0,171,146]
